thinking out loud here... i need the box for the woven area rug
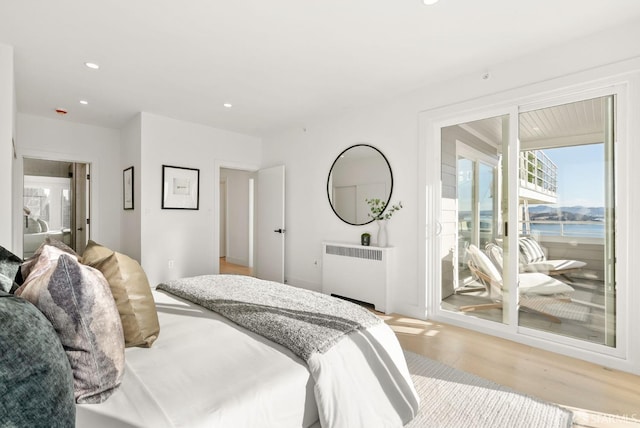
[404,351,573,428]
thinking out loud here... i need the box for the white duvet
[76,289,418,427]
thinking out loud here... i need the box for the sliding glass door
[436,93,618,350]
[439,115,508,324]
[517,95,616,347]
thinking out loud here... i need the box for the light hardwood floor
[219,265,638,425]
[382,313,640,427]
[219,257,253,276]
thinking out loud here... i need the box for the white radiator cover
[322,242,396,314]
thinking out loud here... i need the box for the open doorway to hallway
[219,168,254,276]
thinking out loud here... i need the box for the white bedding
[77,287,419,427]
[76,290,319,428]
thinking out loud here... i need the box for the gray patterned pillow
[0,291,75,426]
[519,237,546,264]
[17,237,79,286]
[0,245,22,293]
[16,247,125,403]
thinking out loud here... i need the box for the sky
[461,143,606,212]
[543,143,604,207]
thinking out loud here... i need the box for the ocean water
[530,223,605,238]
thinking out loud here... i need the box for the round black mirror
[327,144,393,225]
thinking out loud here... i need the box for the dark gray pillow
[16,248,125,404]
[0,290,75,426]
[0,245,22,293]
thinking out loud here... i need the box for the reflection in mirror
[327,144,393,225]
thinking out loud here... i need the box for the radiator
[322,242,395,313]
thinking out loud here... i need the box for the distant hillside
[528,205,604,221]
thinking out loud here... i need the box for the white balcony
[519,150,558,204]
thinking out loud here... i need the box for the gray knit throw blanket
[157,275,382,362]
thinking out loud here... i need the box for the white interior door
[256,165,285,282]
[72,163,89,255]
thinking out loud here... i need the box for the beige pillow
[82,240,160,348]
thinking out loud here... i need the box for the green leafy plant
[366,198,403,220]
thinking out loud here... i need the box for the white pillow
[37,219,49,232]
[519,237,546,264]
[468,244,502,284]
[24,216,41,234]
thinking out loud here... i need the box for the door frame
[14,150,93,257]
[219,177,227,259]
[213,160,259,274]
[419,73,637,374]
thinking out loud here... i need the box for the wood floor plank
[219,257,253,276]
[382,314,640,427]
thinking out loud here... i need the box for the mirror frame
[326,143,394,226]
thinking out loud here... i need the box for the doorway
[219,168,254,276]
[22,158,90,258]
[428,88,624,360]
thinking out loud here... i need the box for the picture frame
[162,165,200,210]
[123,166,134,210]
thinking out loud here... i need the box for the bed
[3,240,419,428]
[76,277,419,427]
[76,288,321,427]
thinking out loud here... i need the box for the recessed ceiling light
[84,62,100,70]
[223,103,232,108]
[79,100,88,105]
[423,0,439,4]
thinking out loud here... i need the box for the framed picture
[162,165,200,210]
[123,166,134,210]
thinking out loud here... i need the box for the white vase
[376,219,388,247]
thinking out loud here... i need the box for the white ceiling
[459,96,607,150]
[2,1,640,137]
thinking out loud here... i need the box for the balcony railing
[520,150,558,195]
[522,220,604,238]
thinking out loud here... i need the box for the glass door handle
[434,222,442,236]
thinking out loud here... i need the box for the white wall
[262,102,419,303]
[0,44,13,249]
[262,19,640,317]
[120,114,142,261]
[220,168,252,267]
[14,114,122,254]
[139,113,261,287]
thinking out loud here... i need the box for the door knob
[77,227,84,231]
[273,228,285,234]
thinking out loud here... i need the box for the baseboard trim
[285,276,321,292]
